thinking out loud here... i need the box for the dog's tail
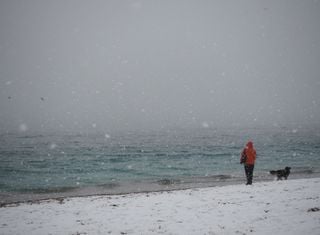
[269,170,276,175]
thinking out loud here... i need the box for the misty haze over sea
[0,1,320,202]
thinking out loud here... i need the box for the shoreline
[0,177,319,234]
[1,173,319,207]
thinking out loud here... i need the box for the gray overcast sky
[0,0,320,133]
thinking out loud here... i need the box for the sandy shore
[1,178,320,235]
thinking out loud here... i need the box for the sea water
[1,127,320,203]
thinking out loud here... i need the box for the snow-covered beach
[1,178,319,235]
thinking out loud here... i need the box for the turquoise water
[0,127,319,202]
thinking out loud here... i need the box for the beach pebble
[307,207,320,212]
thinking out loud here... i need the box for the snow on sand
[1,178,320,235]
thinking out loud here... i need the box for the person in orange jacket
[240,141,257,185]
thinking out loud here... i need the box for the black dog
[270,167,291,180]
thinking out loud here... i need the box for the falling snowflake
[19,123,28,132]
[49,143,57,149]
[202,122,209,128]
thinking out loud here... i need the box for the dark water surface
[1,127,319,203]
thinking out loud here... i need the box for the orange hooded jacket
[242,141,256,165]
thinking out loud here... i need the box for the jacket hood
[246,141,254,148]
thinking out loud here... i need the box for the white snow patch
[1,178,320,235]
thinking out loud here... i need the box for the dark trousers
[244,164,254,185]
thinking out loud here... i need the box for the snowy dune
[1,178,320,235]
